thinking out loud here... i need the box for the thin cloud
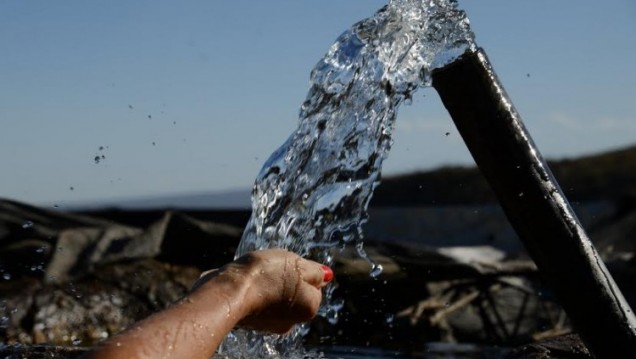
[595,117,635,130]
[549,112,635,132]
[395,117,452,133]
[549,112,581,129]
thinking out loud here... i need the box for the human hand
[193,249,333,334]
[82,249,332,359]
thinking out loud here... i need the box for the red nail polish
[321,265,333,282]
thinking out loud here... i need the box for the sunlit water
[219,0,475,358]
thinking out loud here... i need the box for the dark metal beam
[431,48,636,358]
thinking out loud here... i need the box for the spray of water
[219,0,474,357]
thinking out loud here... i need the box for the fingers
[321,265,334,283]
[193,250,333,291]
[239,282,322,334]
[297,259,334,288]
[224,249,330,335]
[251,248,332,289]
[290,282,323,321]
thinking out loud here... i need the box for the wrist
[189,263,257,323]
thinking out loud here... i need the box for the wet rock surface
[506,334,592,359]
[0,199,237,349]
[1,259,200,346]
[0,344,88,359]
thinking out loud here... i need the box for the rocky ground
[1,197,635,358]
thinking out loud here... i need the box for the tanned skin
[82,249,332,359]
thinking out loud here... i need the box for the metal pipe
[431,48,636,357]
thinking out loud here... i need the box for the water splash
[221,0,474,357]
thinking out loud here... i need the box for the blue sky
[1,0,635,206]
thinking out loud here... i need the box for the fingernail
[321,265,333,282]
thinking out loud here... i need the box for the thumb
[301,261,334,288]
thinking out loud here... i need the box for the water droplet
[22,221,34,229]
[35,247,45,253]
[325,307,339,325]
[385,313,394,324]
[369,263,383,278]
[72,338,82,345]
[2,273,11,280]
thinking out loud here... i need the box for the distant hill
[69,189,252,210]
[70,145,635,210]
[371,145,636,206]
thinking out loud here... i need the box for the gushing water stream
[219,0,475,357]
